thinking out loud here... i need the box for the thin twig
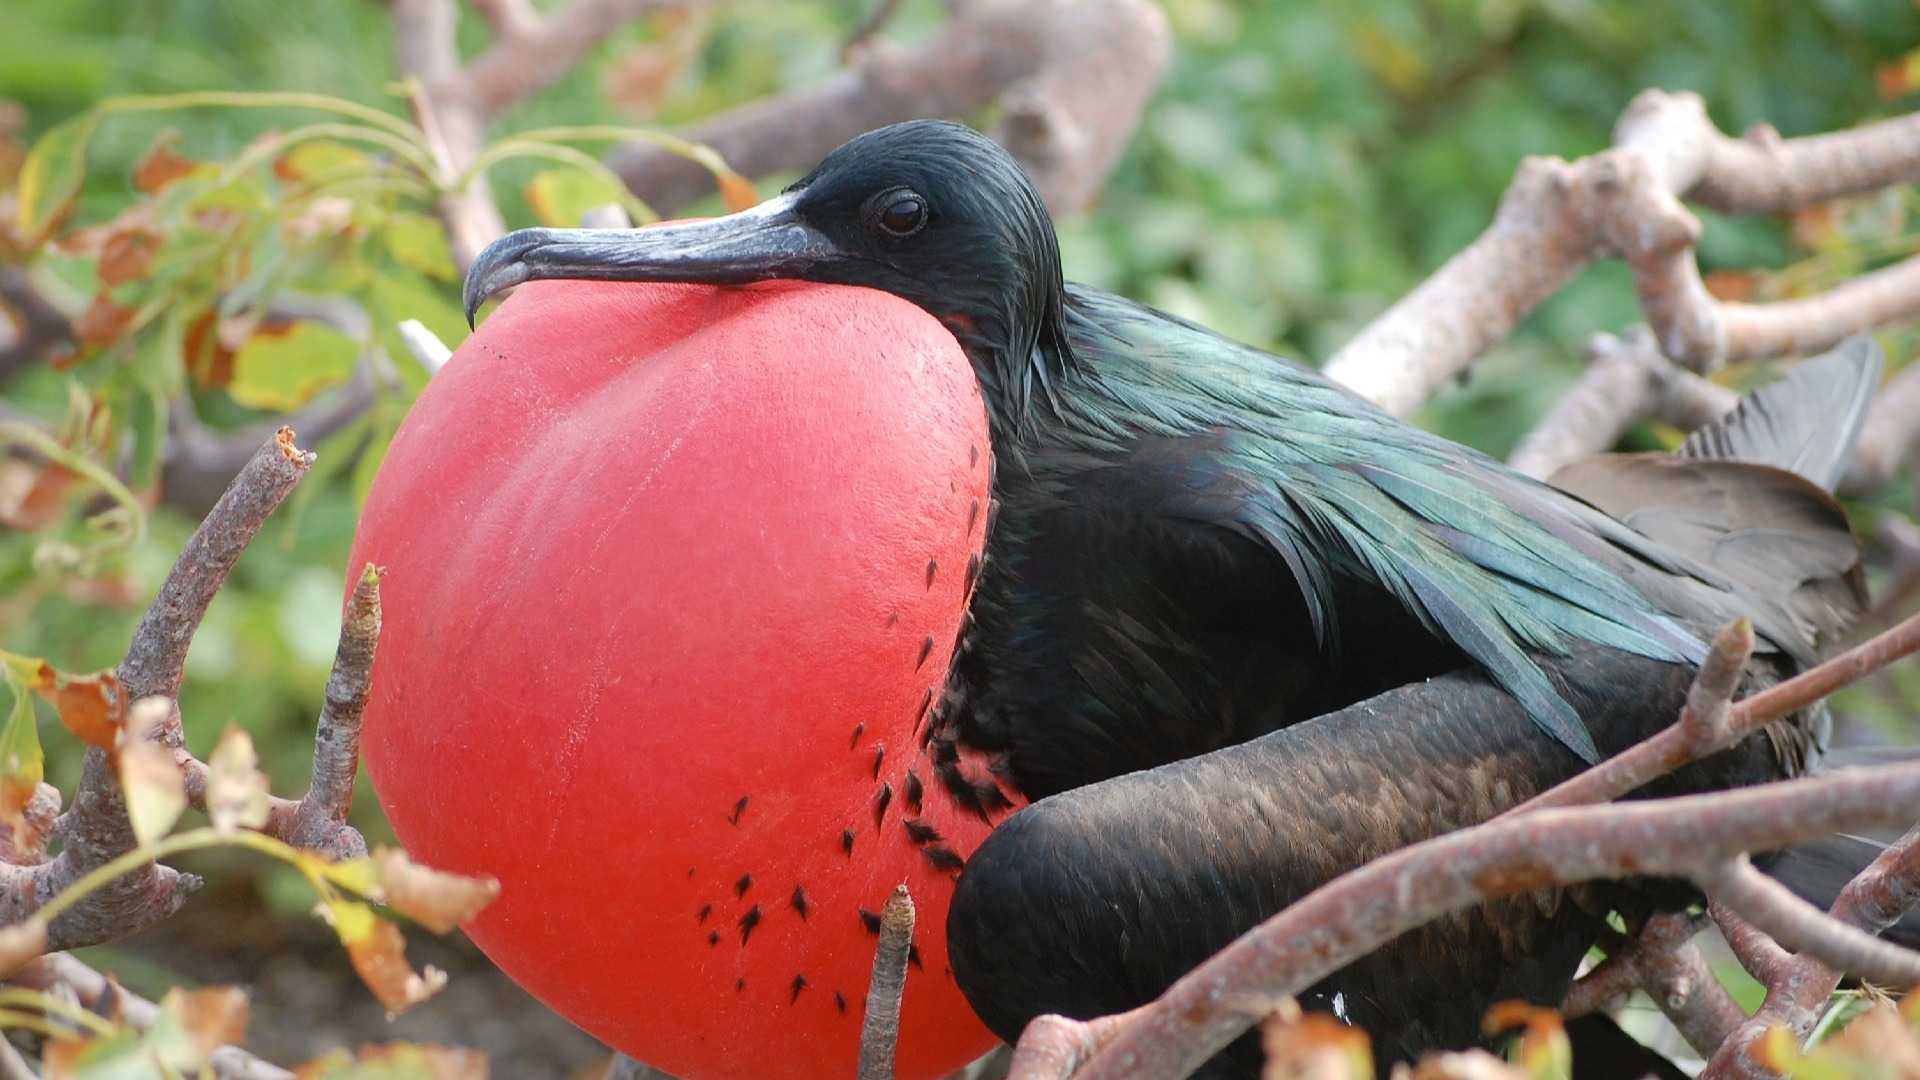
[1010,764,1920,1080]
[858,885,915,1080]
[1511,611,1920,816]
[1562,912,1745,1057]
[1703,856,1920,987]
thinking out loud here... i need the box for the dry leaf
[183,308,237,389]
[1263,1002,1374,1080]
[37,668,122,750]
[134,135,200,193]
[0,918,46,977]
[72,291,134,348]
[320,898,448,1014]
[374,848,500,934]
[97,227,162,286]
[0,458,76,531]
[166,985,251,1060]
[116,696,184,848]
[207,726,270,834]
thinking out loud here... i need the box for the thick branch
[1509,326,1740,478]
[1010,765,1920,1080]
[607,0,1169,216]
[1326,91,1920,415]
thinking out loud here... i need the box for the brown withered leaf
[36,668,122,749]
[207,726,270,834]
[1263,1001,1373,1080]
[72,292,134,349]
[183,308,237,389]
[0,458,76,531]
[1703,270,1759,303]
[116,696,184,848]
[134,134,200,194]
[165,985,251,1061]
[98,227,162,287]
[320,899,448,1015]
[373,848,500,934]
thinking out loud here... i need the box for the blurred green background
[2,0,1918,1070]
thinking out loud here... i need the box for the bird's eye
[873,192,928,238]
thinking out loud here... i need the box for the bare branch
[1508,327,1740,479]
[1703,824,1920,1079]
[1562,913,1746,1058]
[396,319,453,377]
[11,954,293,1080]
[1704,856,1920,988]
[1508,611,1920,819]
[462,0,687,117]
[1009,765,1920,1080]
[1325,91,1920,415]
[858,884,915,1080]
[607,0,1170,216]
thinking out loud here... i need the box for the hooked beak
[463,192,837,326]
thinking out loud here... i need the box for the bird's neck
[946,303,1079,459]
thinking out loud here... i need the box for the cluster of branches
[4,2,1920,1079]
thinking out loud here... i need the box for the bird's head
[464,120,1072,431]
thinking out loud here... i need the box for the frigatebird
[463,121,1882,1074]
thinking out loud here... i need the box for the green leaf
[524,167,627,229]
[15,112,99,242]
[227,321,360,412]
[274,138,374,185]
[381,212,455,282]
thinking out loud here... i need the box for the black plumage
[463,120,1881,1073]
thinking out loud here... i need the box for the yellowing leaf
[374,848,500,933]
[1481,1002,1570,1080]
[228,321,360,412]
[275,139,375,185]
[15,112,97,244]
[207,726,270,834]
[382,212,456,282]
[319,899,447,1014]
[321,855,382,897]
[116,697,184,848]
[524,168,626,229]
[0,651,52,691]
[0,667,45,838]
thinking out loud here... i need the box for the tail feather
[1680,337,1884,490]
[1550,339,1882,663]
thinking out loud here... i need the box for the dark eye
[874,192,928,238]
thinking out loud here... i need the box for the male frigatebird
[463,121,1882,1074]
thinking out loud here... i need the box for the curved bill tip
[463,231,546,328]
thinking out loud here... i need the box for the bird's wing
[1059,289,1726,763]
